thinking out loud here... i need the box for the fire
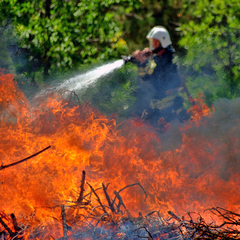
[0,71,240,238]
[187,93,214,122]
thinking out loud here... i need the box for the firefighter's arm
[132,48,157,80]
[133,48,152,63]
[137,58,157,81]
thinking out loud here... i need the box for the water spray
[57,47,162,93]
[58,59,125,92]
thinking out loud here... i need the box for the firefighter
[129,26,188,127]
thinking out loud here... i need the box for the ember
[0,71,240,239]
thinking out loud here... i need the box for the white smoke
[159,97,240,180]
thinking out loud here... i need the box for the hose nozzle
[122,55,139,64]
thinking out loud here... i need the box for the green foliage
[0,23,15,72]
[0,21,36,95]
[3,0,240,114]
[178,0,240,104]
[0,0,186,115]
[0,0,186,75]
[0,0,142,75]
[115,0,184,53]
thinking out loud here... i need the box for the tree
[0,0,187,75]
[0,0,142,77]
[177,0,240,105]
[0,22,15,73]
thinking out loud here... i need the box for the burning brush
[1,71,240,239]
[1,170,240,239]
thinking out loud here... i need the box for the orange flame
[0,71,240,238]
[187,93,214,122]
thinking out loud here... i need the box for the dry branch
[3,168,240,240]
[10,214,21,232]
[113,182,147,205]
[102,183,115,213]
[168,211,181,222]
[0,146,51,171]
[178,208,240,239]
[113,190,127,213]
[0,216,15,238]
[61,205,68,240]
[77,170,86,204]
[86,182,107,214]
[134,226,154,239]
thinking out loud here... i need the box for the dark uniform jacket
[137,45,181,100]
[132,45,188,123]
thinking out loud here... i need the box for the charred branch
[113,190,127,213]
[0,146,51,171]
[10,214,21,232]
[86,182,107,214]
[77,170,86,204]
[3,169,240,240]
[61,205,68,240]
[102,183,115,213]
[168,211,181,222]
[112,182,147,211]
[0,216,15,239]
[178,208,240,239]
[134,226,154,240]
[115,182,147,202]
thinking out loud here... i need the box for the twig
[145,210,164,225]
[113,190,127,213]
[157,211,164,225]
[77,171,86,204]
[0,146,51,171]
[134,227,153,240]
[112,182,147,206]
[86,182,107,214]
[10,214,21,232]
[61,205,68,240]
[178,208,240,240]
[113,190,132,218]
[168,211,181,222]
[86,205,102,219]
[0,216,15,238]
[93,213,108,237]
[82,186,102,200]
[102,183,115,213]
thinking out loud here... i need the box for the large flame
[0,71,240,238]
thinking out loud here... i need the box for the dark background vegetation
[0,0,240,115]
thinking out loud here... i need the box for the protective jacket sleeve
[136,47,182,99]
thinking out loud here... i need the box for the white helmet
[146,26,172,49]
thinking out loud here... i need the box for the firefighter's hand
[142,47,152,57]
[133,48,152,63]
